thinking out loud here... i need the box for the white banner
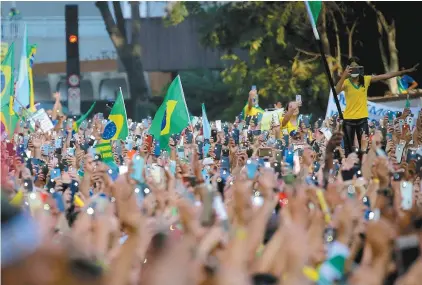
[326,91,420,125]
[29,108,54,132]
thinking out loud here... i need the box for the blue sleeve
[402,75,415,84]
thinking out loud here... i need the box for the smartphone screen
[211,129,218,142]
[258,148,272,157]
[246,159,259,179]
[177,146,185,159]
[53,192,65,212]
[214,144,222,160]
[131,155,145,183]
[400,181,413,210]
[154,140,161,157]
[284,149,294,167]
[55,137,62,149]
[51,168,61,179]
[67,148,75,157]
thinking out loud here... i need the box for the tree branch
[96,1,126,48]
[328,9,342,69]
[366,1,390,32]
[113,1,127,39]
[377,18,389,73]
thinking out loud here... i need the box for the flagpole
[177,75,193,130]
[304,1,351,151]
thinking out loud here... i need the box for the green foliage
[166,1,331,117]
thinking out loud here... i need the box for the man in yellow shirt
[335,57,418,155]
[242,88,264,120]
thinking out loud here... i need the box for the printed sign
[326,91,420,126]
[29,108,54,132]
[260,109,284,131]
[95,141,114,163]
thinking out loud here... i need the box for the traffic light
[65,5,79,72]
[65,5,81,115]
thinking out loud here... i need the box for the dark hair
[348,56,360,65]
[347,57,365,88]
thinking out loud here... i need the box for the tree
[96,1,153,120]
[367,1,399,94]
[167,1,331,119]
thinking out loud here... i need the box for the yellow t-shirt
[279,117,298,134]
[342,75,371,119]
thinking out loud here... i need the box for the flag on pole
[14,24,30,113]
[108,89,128,141]
[73,102,96,132]
[150,75,190,151]
[1,42,14,109]
[305,1,322,40]
[0,103,19,139]
[27,44,37,112]
[202,103,211,140]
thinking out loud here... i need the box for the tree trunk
[346,20,357,58]
[96,1,152,120]
[387,25,399,94]
[368,2,399,94]
[120,49,151,119]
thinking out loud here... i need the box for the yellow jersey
[342,75,371,119]
[279,117,298,134]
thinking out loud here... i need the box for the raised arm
[371,63,419,83]
[409,79,418,90]
[248,89,256,110]
[336,66,351,95]
[281,102,298,127]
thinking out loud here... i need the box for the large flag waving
[1,42,14,108]
[27,44,37,111]
[73,102,96,132]
[305,1,322,40]
[1,103,19,139]
[14,24,30,113]
[150,75,190,151]
[108,89,128,140]
[202,103,211,140]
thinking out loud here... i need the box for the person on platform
[335,57,418,155]
[397,67,419,94]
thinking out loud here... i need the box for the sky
[348,1,422,97]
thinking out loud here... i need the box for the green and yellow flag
[305,1,322,40]
[0,103,19,139]
[150,75,190,151]
[108,90,128,141]
[73,102,96,132]
[1,42,14,109]
[27,44,37,111]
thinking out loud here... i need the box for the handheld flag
[150,75,190,151]
[27,44,37,111]
[14,24,30,113]
[73,102,96,132]
[108,89,128,141]
[202,103,211,140]
[1,42,14,108]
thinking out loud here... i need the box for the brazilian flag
[0,103,19,139]
[150,75,190,151]
[1,42,14,109]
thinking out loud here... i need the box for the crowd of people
[2,59,422,285]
